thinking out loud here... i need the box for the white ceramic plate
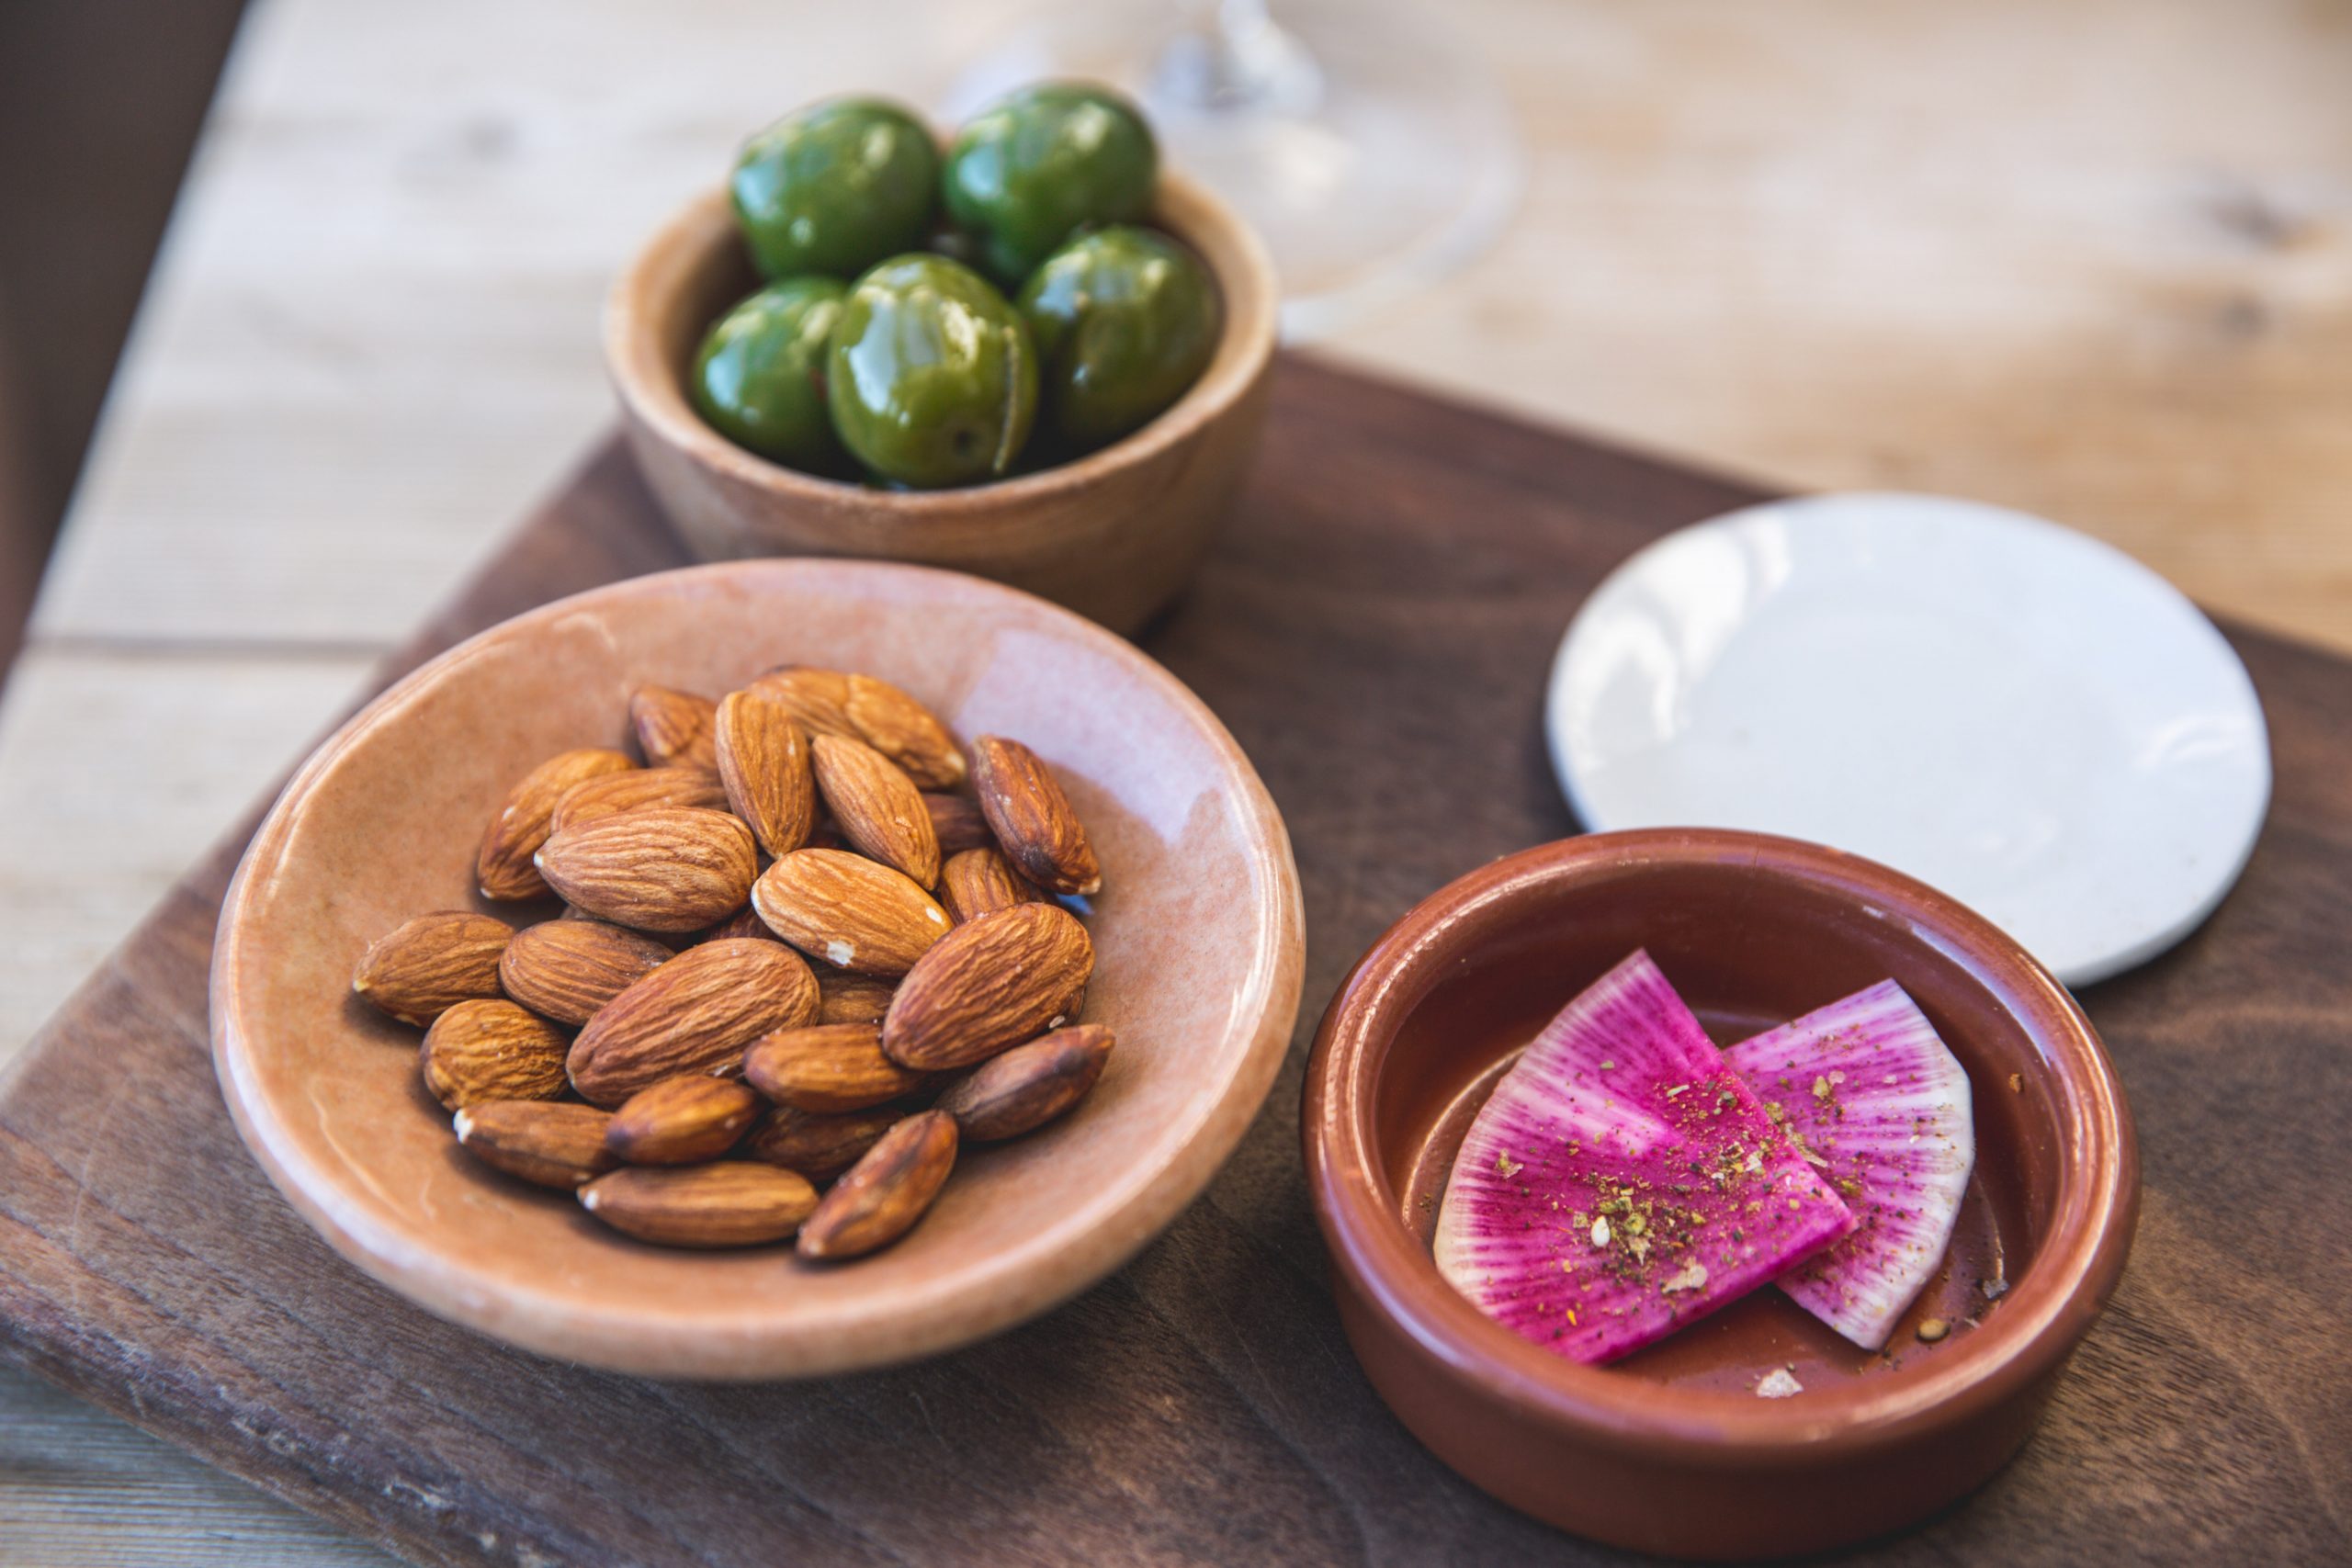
[1547,492,2270,987]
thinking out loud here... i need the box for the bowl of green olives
[608,85,1278,637]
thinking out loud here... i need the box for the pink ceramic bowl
[212,560,1303,1378]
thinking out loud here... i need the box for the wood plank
[3,360,2347,1565]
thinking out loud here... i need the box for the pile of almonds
[351,666,1112,1259]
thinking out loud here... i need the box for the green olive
[943,83,1157,287]
[826,254,1038,489]
[1018,226,1220,451]
[689,278,852,474]
[731,98,939,279]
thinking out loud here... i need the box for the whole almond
[551,765,729,832]
[817,972,897,1025]
[934,1024,1114,1141]
[567,939,819,1106]
[715,688,815,856]
[752,848,950,976]
[935,846,1041,924]
[498,918,672,1025]
[536,807,757,932]
[478,748,635,899]
[969,736,1101,896]
[743,1022,930,1112]
[881,902,1094,1071]
[605,1075,763,1165]
[453,1100,618,1188]
[797,1111,958,1259]
[924,793,995,856]
[751,668,965,789]
[353,911,512,1025]
[741,1104,900,1180]
[629,684,718,770]
[811,733,940,886]
[420,999,570,1111]
[581,1163,817,1248]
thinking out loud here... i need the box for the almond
[605,1075,763,1165]
[453,1100,618,1188]
[741,1104,900,1181]
[969,736,1101,896]
[797,1111,957,1259]
[880,901,1093,1071]
[745,665,854,739]
[924,792,995,856]
[743,1023,930,1113]
[751,848,950,976]
[715,688,815,856]
[580,1163,817,1248]
[567,939,819,1106]
[550,765,729,831]
[817,972,897,1025]
[498,918,672,1025]
[751,668,965,789]
[699,906,781,944]
[811,733,940,886]
[353,911,512,1025]
[935,846,1041,924]
[629,684,718,770]
[420,999,570,1110]
[478,748,635,899]
[536,807,757,932]
[934,1024,1114,1141]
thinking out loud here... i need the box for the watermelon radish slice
[1434,951,1856,1365]
[1724,980,1975,1349]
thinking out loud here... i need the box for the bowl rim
[211,558,1306,1378]
[1303,828,2139,1459]
[603,169,1280,513]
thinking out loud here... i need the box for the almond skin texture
[935,847,1042,925]
[498,918,672,1025]
[752,848,951,976]
[741,1104,901,1180]
[420,999,570,1111]
[567,939,820,1106]
[605,1075,763,1165]
[715,688,815,856]
[811,733,941,886]
[353,911,512,1026]
[550,765,729,831]
[629,684,718,771]
[699,906,782,944]
[453,1100,618,1188]
[924,793,995,856]
[817,972,897,1024]
[934,1024,1114,1140]
[580,1163,817,1248]
[881,902,1094,1071]
[751,668,965,789]
[743,1023,930,1112]
[478,748,635,900]
[797,1111,958,1260]
[969,736,1101,896]
[536,807,758,932]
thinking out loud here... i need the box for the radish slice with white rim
[1724,979,1976,1350]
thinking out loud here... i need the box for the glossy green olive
[1018,226,1220,451]
[731,98,939,279]
[690,278,852,473]
[943,83,1157,286]
[826,255,1038,489]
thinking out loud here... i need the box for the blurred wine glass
[944,0,1521,342]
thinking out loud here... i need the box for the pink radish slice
[1724,980,1975,1350]
[1434,951,1856,1366]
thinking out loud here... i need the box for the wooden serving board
[3,359,2346,1566]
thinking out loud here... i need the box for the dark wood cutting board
[3,358,2346,1566]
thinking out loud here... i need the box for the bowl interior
[1356,844,2094,1398]
[214,560,1301,1377]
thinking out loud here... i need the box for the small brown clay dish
[212,559,1303,1378]
[606,173,1278,637]
[1304,829,2137,1559]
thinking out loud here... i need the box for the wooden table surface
[1,0,2346,1561]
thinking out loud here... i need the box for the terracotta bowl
[1304,830,2138,1559]
[606,173,1279,637]
[212,559,1304,1379]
